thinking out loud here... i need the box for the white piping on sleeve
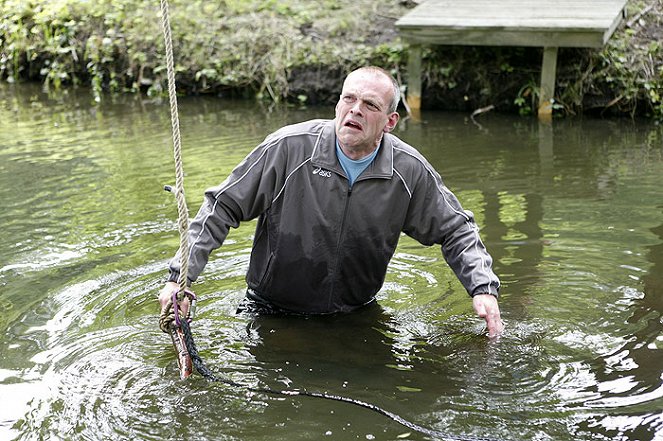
[188,197,221,265]
[212,142,273,198]
[393,168,412,198]
[189,128,320,265]
[393,145,497,288]
[309,127,324,161]
[272,158,311,204]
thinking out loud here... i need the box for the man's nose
[350,100,364,115]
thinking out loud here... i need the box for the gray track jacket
[169,119,499,313]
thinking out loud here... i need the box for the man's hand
[158,281,191,330]
[472,294,503,338]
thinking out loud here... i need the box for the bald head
[344,67,400,113]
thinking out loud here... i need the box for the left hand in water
[472,294,504,338]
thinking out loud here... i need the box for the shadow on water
[573,207,663,440]
[1,84,663,440]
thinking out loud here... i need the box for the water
[1,83,662,441]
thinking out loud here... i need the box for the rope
[158,0,190,333]
[157,2,500,439]
[160,0,189,303]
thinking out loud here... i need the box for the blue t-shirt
[335,140,380,187]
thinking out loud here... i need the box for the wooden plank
[397,6,626,20]
[401,3,624,13]
[397,28,606,48]
[398,18,613,30]
[397,0,627,16]
[396,0,627,47]
[399,8,622,20]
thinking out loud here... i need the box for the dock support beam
[405,44,559,120]
[538,46,558,120]
[406,44,422,112]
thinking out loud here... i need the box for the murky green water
[1,83,662,441]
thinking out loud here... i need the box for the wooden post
[538,46,558,120]
[406,44,422,111]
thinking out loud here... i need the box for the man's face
[335,70,399,157]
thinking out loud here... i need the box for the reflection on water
[1,83,662,440]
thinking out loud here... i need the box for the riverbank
[1,0,661,118]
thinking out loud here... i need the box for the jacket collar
[311,120,393,179]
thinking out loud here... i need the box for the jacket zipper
[327,185,352,310]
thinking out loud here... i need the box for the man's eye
[343,95,355,102]
[366,102,379,111]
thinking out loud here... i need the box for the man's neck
[338,136,383,160]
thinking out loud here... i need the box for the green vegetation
[1,0,662,118]
[0,0,406,104]
[582,0,663,118]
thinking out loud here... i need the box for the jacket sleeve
[402,161,500,298]
[168,132,289,284]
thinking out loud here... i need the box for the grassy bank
[1,0,661,118]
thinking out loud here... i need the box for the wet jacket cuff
[167,271,192,286]
[471,285,499,298]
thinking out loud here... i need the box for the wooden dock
[396,0,628,118]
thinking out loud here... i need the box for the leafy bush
[0,0,408,103]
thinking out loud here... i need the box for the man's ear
[383,112,400,133]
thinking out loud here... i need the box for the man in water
[159,66,503,337]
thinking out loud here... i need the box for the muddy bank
[1,0,661,118]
